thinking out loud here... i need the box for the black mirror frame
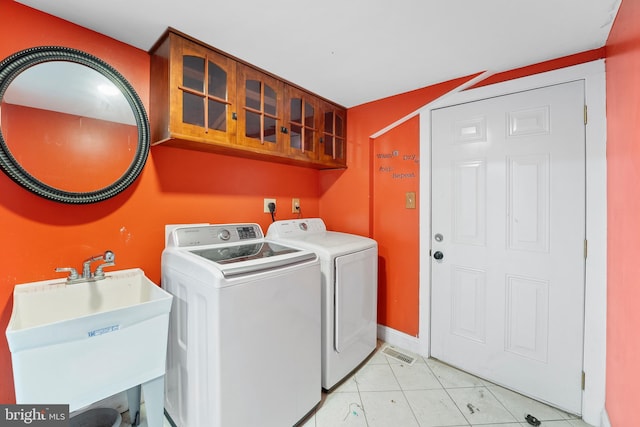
[0,46,150,204]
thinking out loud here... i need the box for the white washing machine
[267,218,378,390]
[162,223,321,427]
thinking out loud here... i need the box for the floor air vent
[381,346,416,365]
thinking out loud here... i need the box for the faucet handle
[93,263,115,279]
[103,250,115,263]
[82,250,116,278]
[55,267,79,281]
[93,251,116,279]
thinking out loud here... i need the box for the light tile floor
[299,342,594,427]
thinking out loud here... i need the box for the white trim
[370,71,495,139]
[376,324,421,354]
[418,60,607,426]
[601,409,611,427]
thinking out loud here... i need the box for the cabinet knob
[232,112,237,120]
[280,126,288,134]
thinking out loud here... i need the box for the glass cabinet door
[236,64,283,152]
[319,103,346,166]
[284,85,318,162]
[170,35,236,144]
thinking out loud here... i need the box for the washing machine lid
[190,242,315,277]
[192,242,295,263]
[167,224,316,277]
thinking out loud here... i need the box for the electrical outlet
[292,198,300,213]
[264,198,276,213]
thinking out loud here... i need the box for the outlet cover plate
[264,198,276,213]
[405,192,416,209]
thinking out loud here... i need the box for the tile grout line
[355,349,370,427]
[426,358,570,426]
[386,354,425,427]
[423,356,473,427]
[484,384,578,425]
[484,384,528,424]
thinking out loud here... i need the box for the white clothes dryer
[267,218,378,390]
[162,223,321,427]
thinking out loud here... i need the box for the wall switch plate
[264,198,276,213]
[292,198,300,213]
[405,192,416,209]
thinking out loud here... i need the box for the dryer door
[334,247,377,352]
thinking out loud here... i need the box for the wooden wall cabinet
[149,29,347,169]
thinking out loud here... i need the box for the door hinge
[584,105,588,125]
[582,371,586,390]
[584,240,588,259]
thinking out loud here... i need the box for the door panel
[453,159,486,245]
[507,154,549,252]
[334,247,377,353]
[451,266,486,343]
[431,81,585,413]
[504,274,549,362]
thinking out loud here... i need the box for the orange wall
[0,0,320,403]
[372,117,420,335]
[321,75,479,234]
[604,0,640,424]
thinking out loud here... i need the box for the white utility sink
[5,268,173,421]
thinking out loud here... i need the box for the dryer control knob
[299,223,308,231]
[218,229,231,241]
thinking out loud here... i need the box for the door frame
[418,61,606,425]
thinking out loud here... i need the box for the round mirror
[0,46,149,204]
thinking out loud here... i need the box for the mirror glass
[0,47,149,204]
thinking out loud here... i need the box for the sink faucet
[82,250,116,279]
[93,250,116,279]
[56,250,116,283]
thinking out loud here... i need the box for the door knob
[433,251,444,260]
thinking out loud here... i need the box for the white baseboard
[376,324,424,356]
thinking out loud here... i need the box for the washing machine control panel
[171,224,263,247]
[267,218,327,238]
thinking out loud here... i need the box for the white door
[430,81,585,414]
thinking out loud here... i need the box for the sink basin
[5,268,173,412]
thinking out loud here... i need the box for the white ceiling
[17,0,621,107]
